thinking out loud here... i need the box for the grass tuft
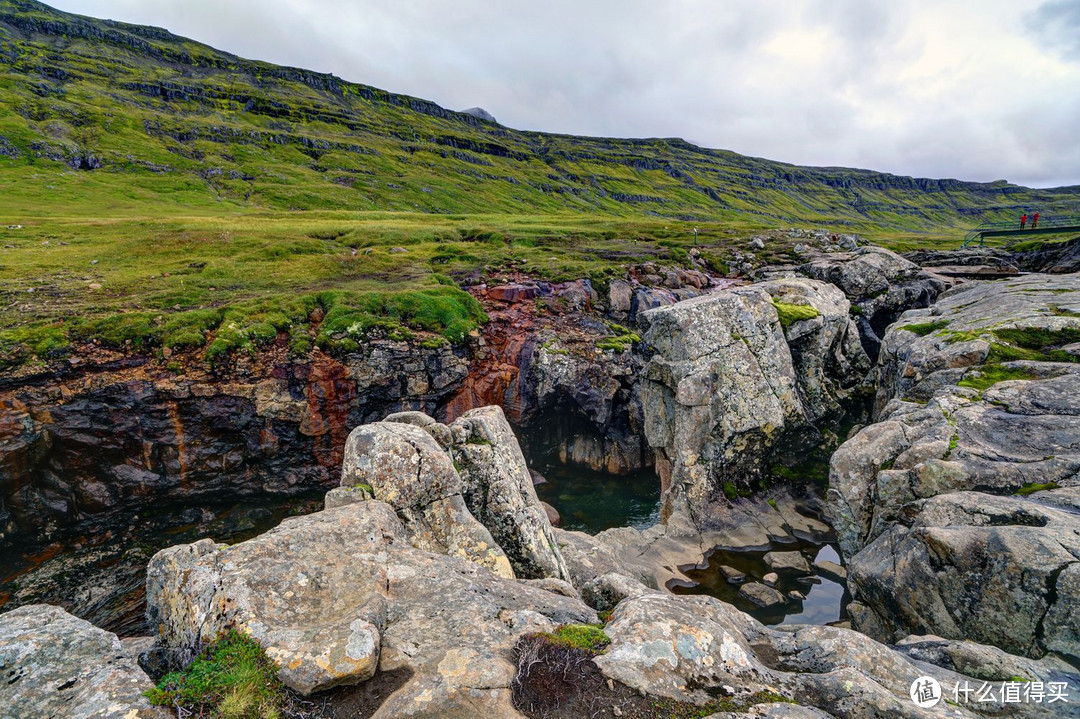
[145,630,286,719]
[772,300,820,329]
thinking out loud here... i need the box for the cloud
[1029,0,1080,60]
[44,0,1080,187]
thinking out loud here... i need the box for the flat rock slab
[813,559,847,583]
[764,550,811,575]
[738,582,787,610]
[0,604,168,719]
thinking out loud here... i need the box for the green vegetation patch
[597,321,642,353]
[772,300,821,329]
[957,364,1041,391]
[899,320,950,336]
[539,624,611,654]
[1014,481,1061,496]
[146,630,287,719]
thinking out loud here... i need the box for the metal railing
[961,217,1080,248]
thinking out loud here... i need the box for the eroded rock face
[799,246,949,359]
[449,405,570,581]
[829,275,1080,661]
[637,278,868,528]
[146,500,597,710]
[340,420,513,578]
[0,604,168,718]
[0,344,469,547]
[596,593,1066,718]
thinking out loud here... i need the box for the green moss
[957,364,1040,391]
[772,300,821,328]
[597,321,641,352]
[1014,481,1061,496]
[145,630,287,719]
[899,320,950,336]
[540,624,611,654]
[768,498,779,510]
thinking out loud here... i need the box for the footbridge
[962,217,1080,248]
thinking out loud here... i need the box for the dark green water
[533,465,662,534]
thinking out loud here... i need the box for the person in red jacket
[1020,213,1028,229]
[1033,212,1040,229]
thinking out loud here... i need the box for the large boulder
[799,246,949,358]
[146,499,597,710]
[828,274,1080,661]
[637,279,867,528]
[340,420,513,578]
[595,593,1069,718]
[0,604,169,719]
[449,405,570,581]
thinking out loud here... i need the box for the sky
[46,0,1080,188]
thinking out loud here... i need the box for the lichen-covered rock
[638,286,805,522]
[828,275,1080,662]
[146,500,597,707]
[340,420,513,578]
[0,604,168,719]
[449,405,570,581]
[637,278,867,528]
[799,246,948,358]
[594,593,1023,718]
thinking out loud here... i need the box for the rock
[449,405,570,581]
[829,275,1080,661]
[799,246,949,359]
[719,565,746,583]
[738,582,786,609]
[580,572,659,612]
[637,278,867,527]
[608,278,634,317]
[594,593,1017,717]
[0,604,168,718]
[460,106,497,123]
[146,500,597,705]
[540,500,560,526]
[388,246,407,253]
[763,550,811,575]
[749,237,766,250]
[324,484,374,509]
[340,420,513,578]
[812,559,847,583]
[762,572,780,586]
[788,590,807,601]
[383,410,453,447]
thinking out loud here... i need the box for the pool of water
[533,465,662,534]
[673,543,850,626]
[0,493,325,637]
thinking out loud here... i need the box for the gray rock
[0,604,168,719]
[340,420,514,578]
[829,275,1080,662]
[146,500,597,705]
[739,582,786,609]
[638,278,868,528]
[813,559,847,583]
[763,572,780,587]
[596,593,1002,718]
[764,550,811,575]
[449,405,570,581]
[719,564,746,583]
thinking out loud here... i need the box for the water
[673,543,850,626]
[533,465,662,534]
[0,492,325,636]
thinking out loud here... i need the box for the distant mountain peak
[461,107,498,124]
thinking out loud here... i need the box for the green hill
[0,0,1078,370]
[2,0,1077,225]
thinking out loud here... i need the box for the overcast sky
[47,0,1080,188]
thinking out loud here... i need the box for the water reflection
[532,465,661,534]
[673,543,850,626]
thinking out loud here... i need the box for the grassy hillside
[0,0,1078,371]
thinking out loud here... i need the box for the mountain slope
[1,0,1077,229]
